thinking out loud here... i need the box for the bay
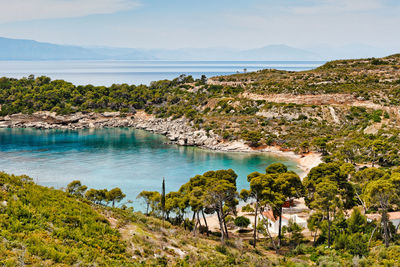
[0,60,324,86]
[0,128,302,209]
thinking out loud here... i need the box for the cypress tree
[161,177,166,226]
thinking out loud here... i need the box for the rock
[0,111,257,152]
[129,107,137,114]
[103,112,120,117]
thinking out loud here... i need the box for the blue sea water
[0,128,301,209]
[0,60,314,209]
[0,60,324,86]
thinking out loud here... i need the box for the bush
[215,245,227,254]
[241,204,254,213]
[234,216,250,229]
[183,219,194,231]
[242,131,262,147]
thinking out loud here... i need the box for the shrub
[241,204,254,213]
[215,245,227,254]
[234,216,250,229]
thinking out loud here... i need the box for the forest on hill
[2,160,400,266]
[1,55,400,166]
[2,54,400,265]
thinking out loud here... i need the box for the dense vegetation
[0,172,272,266]
[2,55,400,168]
[0,172,130,266]
[2,160,400,266]
[2,54,400,265]
[216,54,400,101]
[138,163,400,266]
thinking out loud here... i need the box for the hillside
[1,54,400,167]
[2,55,400,265]
[1,168,400,266]
[0,172,267,266]
[211,54,400,100]
[0,171,333,266]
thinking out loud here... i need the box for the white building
[389,212,400,229]
[366,211,400,229]
[262,210,307,234]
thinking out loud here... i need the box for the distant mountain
[138,48,236,60]
[0,36,395,61]
[139,45,320,60]
[0,37,103,60]
[236,44,320,60]
[88,47,154,60]
[0,37,322,61]
[0,37,152,60]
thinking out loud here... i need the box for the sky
[0,0,399,50]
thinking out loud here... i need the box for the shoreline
[0,111,322,177]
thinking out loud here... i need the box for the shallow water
[0,128,301,209]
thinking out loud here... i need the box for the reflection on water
[0,128,301,209]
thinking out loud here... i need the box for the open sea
[0,60,324,86]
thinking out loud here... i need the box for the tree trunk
[193,211,202,236]
[223,213,229,239]
[355,192,367,213]
[327,207,331,248]
[253,201,258,248]
[313,230,318,247]
[278,206,283,247]
[146,203,149,215]
[260,213,278,253]
[192,211,196,221]
[382,210,390,248]
[216,209,225,243]
[193,211,199,236]
[181,210,185,224]
[202,209,209,236]
[197,211,202,227]
[368,224,378,249]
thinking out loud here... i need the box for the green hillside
[0,172,272,266]
[2,55,400,167]
[214,54,400,102]
[2,165,400,266]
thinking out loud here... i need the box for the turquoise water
[0,128,301,209]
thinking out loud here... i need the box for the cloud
[217,0,400,48]
[0,0,141,23]
[291,0,385,14]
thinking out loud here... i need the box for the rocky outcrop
[0,111,252,152]
[0,110,323,175]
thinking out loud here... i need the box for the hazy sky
[0,0,399,49]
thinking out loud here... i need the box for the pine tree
[161,177,166,226]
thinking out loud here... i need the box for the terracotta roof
[389,212,400,220]
[366,212,400,221]
[366,214,381,221]
[263,210,288,222]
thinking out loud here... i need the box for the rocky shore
[0,110,322,175]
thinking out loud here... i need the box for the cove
[0,128,302,209]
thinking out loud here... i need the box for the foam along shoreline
[0,110,322,177]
